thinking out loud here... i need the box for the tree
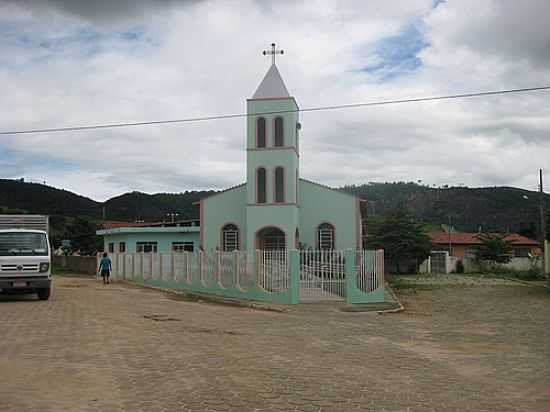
[366,208,432,274]
[64,217,102,256]
[518,221,537,240]
[475,232,513,267]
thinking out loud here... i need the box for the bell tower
[245,43,300,252]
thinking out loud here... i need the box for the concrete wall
[53,255,97,275]
[246,97,299,151]
[246,152,299,205]
[462,257,540,272]
[202,185,247,251]
[298,179,358,250]
[246,204,299,252]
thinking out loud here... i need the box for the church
[97,46,383,305]
[199,44,365,253]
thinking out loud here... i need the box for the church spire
[252,43,290,99]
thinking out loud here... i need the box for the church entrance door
[256,227,286,250]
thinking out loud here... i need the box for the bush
[455,260,464,273]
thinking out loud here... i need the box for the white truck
[0,215,52,300]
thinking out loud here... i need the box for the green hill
[1,178,548,238]
[344,182,550,236]
[104,191,215,221]
[0,178,101,217]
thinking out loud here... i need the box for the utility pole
[448,215,452,255]
[539,169,546,277]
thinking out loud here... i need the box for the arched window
[222,224,239,251]
[257,117,266,148]
[257,227,286,250]
[274,167,285,203]
[274,117,284,147]
[318,223,335,250]
[256,167,266,203]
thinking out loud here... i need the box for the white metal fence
[356,249,384,293]
[238,251,254,290]
[104,250,271,292]
[257,250,289,292]
[299,250,346,302]
[102,248,384,303]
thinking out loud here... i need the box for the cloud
[0,0,549,201]
[0,0,197,25]
[363,20,428,80]
[424,0,550,68]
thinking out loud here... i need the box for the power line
[1,85,550,136]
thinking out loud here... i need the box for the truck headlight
[39,262,50,273]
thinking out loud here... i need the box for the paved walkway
[1,275,549,411]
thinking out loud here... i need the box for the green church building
[97,46,384,305]
[200,54,364,254]
[99,47,366,256]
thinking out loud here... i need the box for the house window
[222,224,239,251]
[274,117,284,147]
[318,223,335,250]
[274,167,285,202]
[119,242,126,253]
[108,242,114,253]
[172,241,194,252]
[513,247,530,258]
[257,117,266,148]
[257,167,267,203]
[465,248,477,259]
[136,242,158,253]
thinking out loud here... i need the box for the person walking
[98,252,112,284]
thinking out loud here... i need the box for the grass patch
[387,275,440,292]
[463,268,545,281]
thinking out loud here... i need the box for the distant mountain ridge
[344,182,549,234]
[0,178,101,217]
[1,178,548,235]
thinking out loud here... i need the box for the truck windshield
[0,232,49,256]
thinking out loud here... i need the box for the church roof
[299,178,364,200]
[252,64,290,99]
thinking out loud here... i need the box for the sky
[1,0,549,201]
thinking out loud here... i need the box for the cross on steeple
[262,43,284,65]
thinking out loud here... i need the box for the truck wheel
[37,288,51,301]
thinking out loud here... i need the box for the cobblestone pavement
[1,276,549,411]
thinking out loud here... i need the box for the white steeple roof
[252,64,290,99]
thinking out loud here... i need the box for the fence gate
[299,250,346,302]
[430,251,449,274]
[257,250,289,292]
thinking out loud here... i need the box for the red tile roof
[428,232,539,246]
[99,221,150,230]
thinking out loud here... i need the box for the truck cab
[0,225,52,300]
